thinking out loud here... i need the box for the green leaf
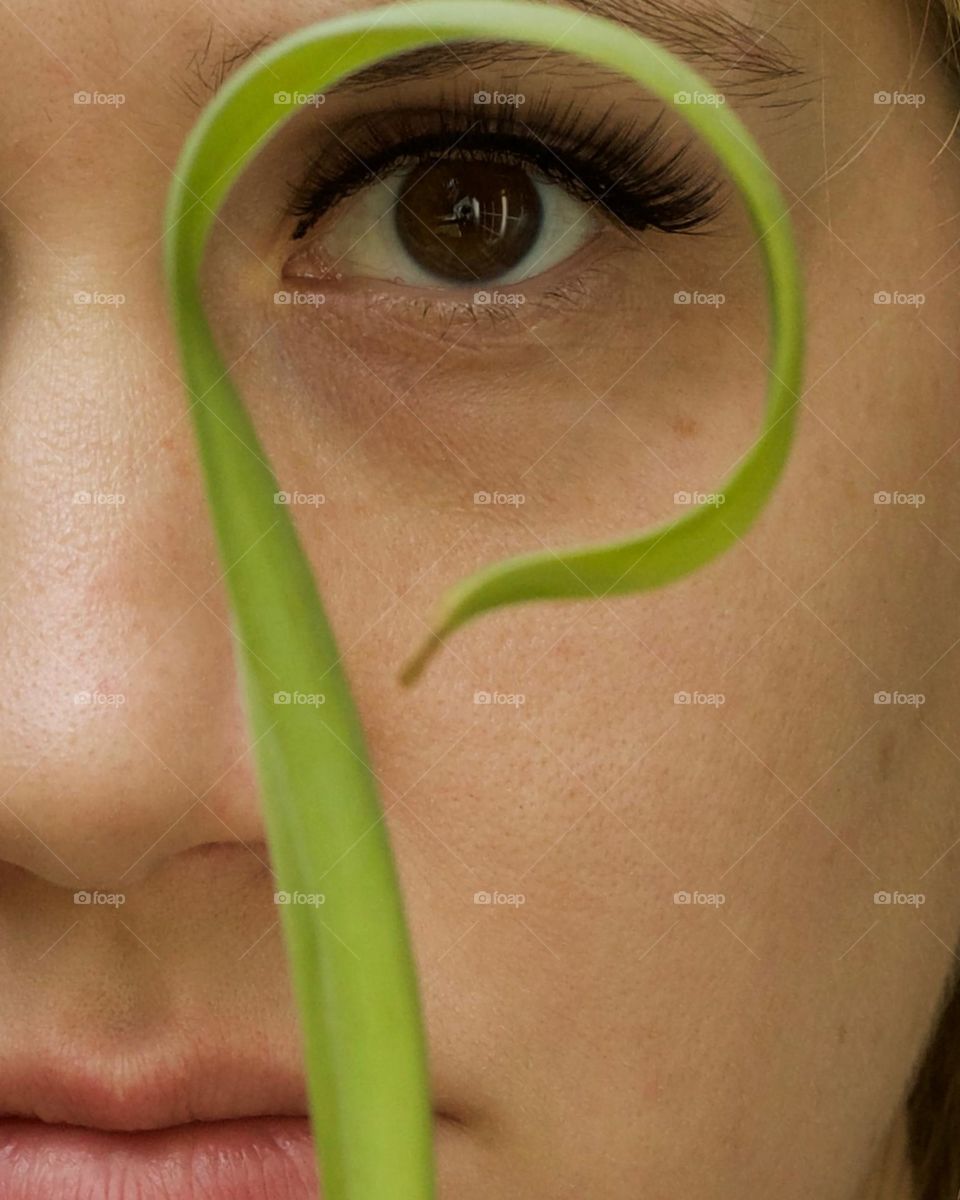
[163,4,803,1199]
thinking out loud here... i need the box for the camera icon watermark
[274,290,326,306]
[74,890,126,906]
[473,889,526,906]
[274,890,326,906]
[473,290,525,306]
[673,690,726,707]
[874,890,925,906]
[273,91,326,107]
[472,90,526,106]
[474,690,526,708]
[873,690,925,708]
[873,290,925,308]
[673,290,725,307]
[474,490,526,507]
[73,489,125,506]
[74,690,126,707]
[673,90,725,107]
[874,90,925,107]
[274,491,326,506]
[74,90,126,107]
[673,490,725,508]
[873,490,925,507]
[673,889,726,906]
[273,691,326,707]
[74,290,126,307]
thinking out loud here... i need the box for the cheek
[371,562,956,1200]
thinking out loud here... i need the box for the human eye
[279,87,726,315]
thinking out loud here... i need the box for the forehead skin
[0,4,957,1200]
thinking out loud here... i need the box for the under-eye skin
[279,94,727,311]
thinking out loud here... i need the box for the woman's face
[0,0,957,1197]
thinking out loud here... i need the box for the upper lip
[0,1047,457,1134]
[0,1048,310,1131]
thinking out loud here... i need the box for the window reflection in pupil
[395,158,543,283]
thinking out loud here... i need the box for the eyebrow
[181,0,808,108]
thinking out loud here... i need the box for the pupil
[394,159,542,284]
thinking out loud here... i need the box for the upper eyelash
[285,95,726,241]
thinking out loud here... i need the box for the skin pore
[0,1,958,1198]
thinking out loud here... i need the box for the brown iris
[394,158,542,283]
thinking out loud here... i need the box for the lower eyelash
[285,94,726,242]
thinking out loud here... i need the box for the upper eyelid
[285,101,725,242]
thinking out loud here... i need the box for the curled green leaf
[164,3,803,1199]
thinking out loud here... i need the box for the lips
[0,1049,321,1199]
[0,1114,320,1200]
[0,1047,459,1200]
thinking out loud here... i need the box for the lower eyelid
[280,227,638,339]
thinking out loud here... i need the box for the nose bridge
[0,230,264,893]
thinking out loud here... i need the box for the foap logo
[674,690,726,708]
[274,890,326,906]
[874,90,925,107]
[74,690,126,707]
[474,690,526,708]
[874,890,925,907]
[74,291,126,307]
[73,90,126,107]
[874,490,925,507]
[673,890,726,907]
[874,290,925,308]
[273,91,326,107]
[473,90,526,106]
[473,290,525,307]
[274,290,326,306]
[673,90,725,107]
[74,890,126,906]
[274,491,326,506]
[674,490,725,508]
[474,490,525,507]
[474,890,526,907]
[673,290,725,307]
[874,690,925,708]
[73,490,125,506]
[273,691,326,707]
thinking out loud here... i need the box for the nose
[0,154,266,892]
